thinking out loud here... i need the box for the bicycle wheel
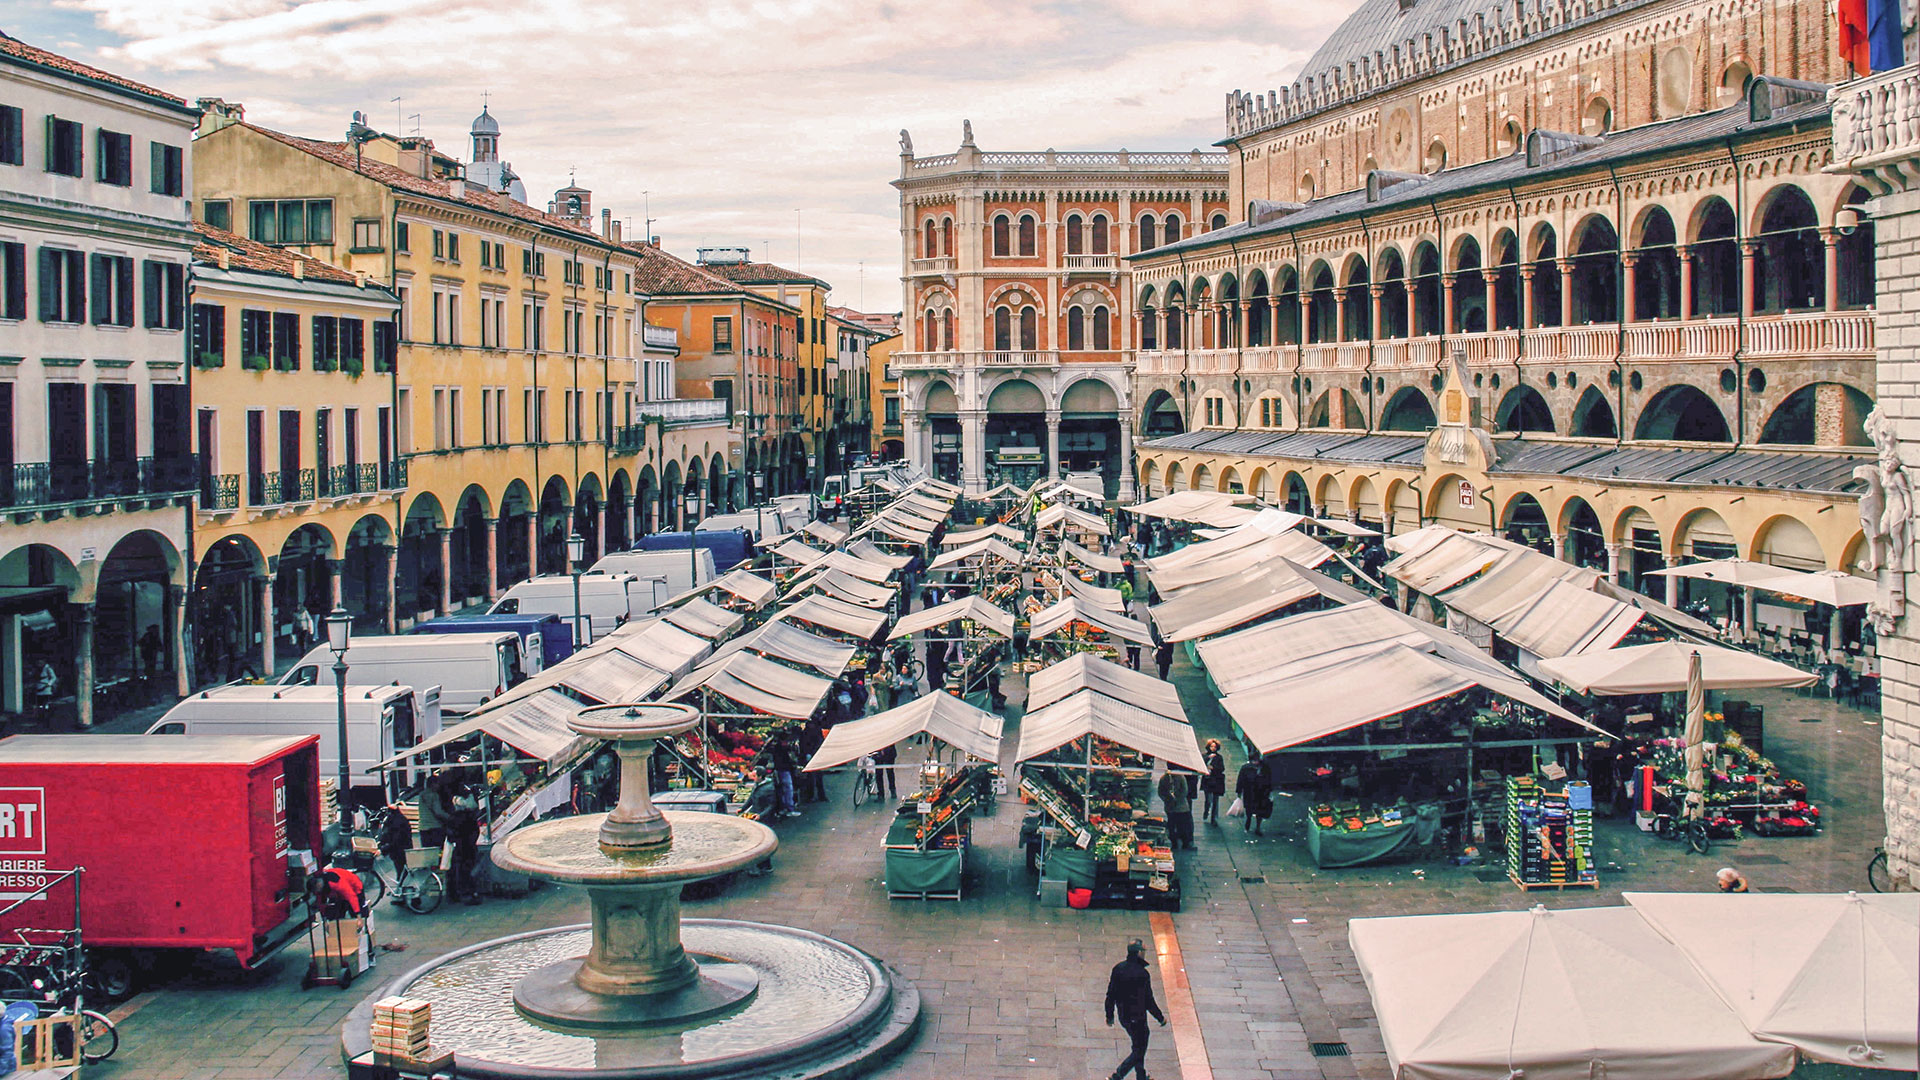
[904,659,925,681]
[1686,821,1712,855]
[0,966,30,1002]
[1868,850,1892,893]
[852,771,871,808]
[406,871,445,914]
[78,1011,117,1063]
[361,861,389,908]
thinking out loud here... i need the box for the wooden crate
[14,1014,80,1071]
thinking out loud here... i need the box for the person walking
[770,729,802,818]
[1158,768,1197,849]
[1154,639,1175,681]
[1103,938,1167,1080]
[873,741,899,799]
[1200,740,1227,824]
[1236,756,1272,835]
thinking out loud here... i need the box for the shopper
[873,741,899,799]
[1103,938,1166,1080]
[1158,768,1197,849]
[770,730,801,818]
[1200,740,1227,824]
[800,720,828,802]
[446,782,483,906]
[1236,756,1272,835]
[416,772,451,850]
[1716,867,1750,893]
[1154,639,1175,681]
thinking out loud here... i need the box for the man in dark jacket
[1103,938,1167,1080]
[1236,758,1273,835]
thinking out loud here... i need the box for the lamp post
[688,487,704,586]
[567,531,587,647]
[325,606,353,809]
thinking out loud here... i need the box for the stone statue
[1855,464,1887,573]
[1864,407,1912,633]
[962,119,974,146]
[899,129,912,156]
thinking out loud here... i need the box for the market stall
[798,520,847,546]
[706,620,859,680]
[781,568,897,611]
[1015,682,1203,911]
[803,692,1004,900]
[1147,559,1328,643]
[939,523,1026,548]
[662,649,834,798]
[1124,490,1260,529]
[776,594,891,646]
[887,596,1016,698]
[659,597,746,642]
[927,536,1026,604]
[1034,502,1109,545]
[1024,596,1152,664]
[661,568,779,612]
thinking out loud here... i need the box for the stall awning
[888,596,1016,640]
[910,477,963,498]
[1150,532,1332,595]
[607,618,713,677]
[1485,578,1643,659]
[783,569,895,609]
[1744,568,1877,608]
[558,648,670,705]
[661,597,746,640]
[804,692,1004,771]
[845,540,912,570]
[661,568,778,611]
[1026,654,1184,721]
[1015,690,1204,772]
[1037,480,1102,503]
[1148,560,1321,643]
[982,482,1024,500]
[666,650,833,720]
[779,594,890,640]
[1062,573,1125,611]
[1124,490,1259,527]
[770,538,829,566]
[1535,641,1814,695]
[1029,596,1153,645]
[799,520,847,546]
[794,549,897,584]
[1436,548,1599,626]
[709,619,857,678]
[929,536,1025,571]
[1309,516,1381,537]
[1147,521,1331,575]
[892,492,954,520]
[1197,602,1434,695]
[855,515,935,544]
[1036,503,1109,536]
[941,523,1026,547]
[1059,540,1124,574]
[378,688,591,769]
[1385,528,1506,596]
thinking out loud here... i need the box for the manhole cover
[1312,1042,1351,1058]
[1239,875,1266,884]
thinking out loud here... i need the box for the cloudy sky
[18,0,1354,310]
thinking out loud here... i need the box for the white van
[278,632,524,715]
[696,510,782,541]
[491,572,651,639]
[586,551,715,610]
[147,683,442,797]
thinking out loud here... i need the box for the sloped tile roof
[627,243,749,296]
[191,221,362,285]
[0,32,191,111]
[701,260,829,288]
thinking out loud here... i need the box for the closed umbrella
[1683,649,1705,822]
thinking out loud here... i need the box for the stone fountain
[342,702,919,1079]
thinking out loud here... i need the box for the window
[1093,305,1111,350]
[1066,213,1084,255]
[394,221,410,252]
[1139,214,1157,251]
[495,242,507,269]
[447,233,460,262]
[0,106,21,166]
[1091,214,1109,255]
[1067,306,1085,350]
[562,260,571,284]
[433,387,447,448]
[479,242,490,269]
[202,200,231,231]
[141,260,185,330]
[351,219,382,251]
[432,230,444,259]
[312,315,339,371]
[0,242,24,320]
[713,316,733,351]
[885,397,900,425]
[992,215,1010,257]
[96,130,131,186]
[479,297,493,347]
[339,318,364,373]
[89,254,134,326]
[1017,214,1036,257]
[534,252,546,277]
[45,116,82,176]
[149,142,183,196]
[1210,213,1227,232]
[797,318,806,345]
[38,248,85,323]
[272,311,300,370]
[191,303,225,366]
[248,199,333,244]
[448,387,462,447]
[1163,214,1182,244]
[373,319,397,372]
[240,309,271,369]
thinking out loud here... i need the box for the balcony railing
[1,456,197,511]
[909,256,956,275]
[202,472,239,510]
[382,459,407,490]
[888,351,1063,370]
[1745,310,1875,358]
[642,324,679,350]
[637,398,730,427]
[1064,254,1117,272]
[1831,65,1920,172]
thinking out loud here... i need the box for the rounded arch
[1559,496,1606,568]
[1190,463,1213,491]
[1425,473,1469,520]
[1314,472,1343,514]
[1635,384,1731,442]
[539,474,571,511]
[1379,386,1437,432]
[1139,458,1160,495]
[1571,386,1618,438]
[1282,471,1312,513]
[1632,205,1682,321]
[1500,491,1549,549]
[1061,376,1120,414]
[193,534,263,581]
[1164,460,1185,491]
[1494,385,1555,433]
[1754,183,1825,313]
[1142,388,1186,437]
[1582,95,1614,135]
[403,491,447,530]
[986,377,1047,413]
[500,477,534,517]
[1220,466,1244,494]
[1350,475,1382,522]
[1250,467,1276,503]
[1758,382,1874,446]
[1613,504,1659,547]
[1749,514,1828,570]
[276,521,339,566]
[1675,507,1737,560]
[453,482,492,522]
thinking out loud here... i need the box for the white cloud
[45,0,1355,300]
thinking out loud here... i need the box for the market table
[1305,802,1442,868]
[883,814,966,900]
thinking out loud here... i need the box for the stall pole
[1084,736,1093,822]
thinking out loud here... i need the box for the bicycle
[851,755,878,808]
[1651,812,1713,855]
[1867,846,1910,892]
[1,931,116,1063]
[337,810,444,913]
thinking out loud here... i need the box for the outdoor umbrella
[1683,648,1705,821]
[1744,568,1877,608]
[1535,641,1814,695]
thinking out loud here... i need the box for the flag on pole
[1868,0,1905,73]
[1840,0,1872,76]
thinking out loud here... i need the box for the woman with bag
[1200,740,1227,824]
[1235,757,1272,835]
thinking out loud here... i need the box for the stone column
[1557,258,1575,327]
[383,547,398,633]
[1604,543,1621,583]
[438,529,454,614]
[527,513,540,579]
[1519,265,1537,330]
[486,520,501,600]
[1404,282,1418,335]
[1676,245,1694,320]
[1369,285,1386,341]
[1822,228,1841,311]
[960,410,986,494]
[1045,410,1061,480]
[1739,240,1759,318]
[1333,287,1349,341]
[1300,295,1315,347]
[1621,252,1640,323]
[328,558,344,608]
[169,584,189,698]
[1482,268,1500,329]
[1551,532,1567,562]
[1664,557,1680,606]
[74,602,95,728]
[901,409,923,471]
[256,574,276,675]
[1441,278,1457,335]
[1117,418,1136,499]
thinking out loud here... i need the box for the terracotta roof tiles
[627,244,751,296]
[700,260,828,288]
[191,222,365,287]
[0,32,192,110]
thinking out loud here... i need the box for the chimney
[601,208,612,238]
[216,249,230,271]
[650,235,661,247]
[354,269,368,287]
[448,177,467,200]
[610,220,622,244]
[291,258,304,280]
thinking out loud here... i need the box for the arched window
[1755,186,1824,314]
[1066,213,1084,255]
[993,306,1012,351]
[1163,213,1183,244]
[1424,139,1448,174]
[1838,187,1875,309]
[922,220,937,258]
[1017,214,1036,257]
[1530,229,1562,327]
[1138,214,1158,251]
[992,215,1010,257]
[941,310,954,350]
[1091,214,1110,255]
[1141,306,1159,349]
[922,309,938,351]
[1634,209,1681,321]
[1692,198,1740,317]
[1210,213,1227,231]
[1165,299,1184,348]
[1018,306,1037,350]
[1570,218,1619,324]
[940,217,953,256]
[1300,173,1317,200]
[1583,97,1613,136]
[1067,306,1086,350]
[1093,305,1111,349]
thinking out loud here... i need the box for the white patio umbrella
[1744,568,1877,608]
[1683,648,1705,822]
[1646,558,1785,585]
[1536,641,1815,695]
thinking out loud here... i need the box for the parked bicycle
[0,930,116,1063]
[333,809,446,913]
[1651,811,1712,855]
[1868,846,1910,892]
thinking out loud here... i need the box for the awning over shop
[803,692,1004,771]
[782,569,895,609]
[604,618,713,677]
[770,538,829,566]
[845,540,913,570]
[662,568,779,611]
[1351,905,1799,1080]
[1149,532,1333,594]
[929,536,1026,571]
[1059,540,1124,574]
[1029,596,1153,645]
[1147,560,1323,643]
[888,596,1017,640]
[660,597,746,640]
[1385,526,1506,595]
[1015,690,1204,772]
[1026,654,1184,721]
[557,647,671,705]
[1624,891,1920,1071]
[378,688,591,768]
[709,620,858,679]
[1062,574,1125,611]
[940,523,1026,547]
[778,594,890,640]
[1124,490,1260,527]
[1036,503,1109,536]
[666,650,833,720]
[1483,578,1643,659]
[1535,641,1814,695]
[1197,602,1435,695]
[799,520,847,546]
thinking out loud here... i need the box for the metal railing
[1,456,197,510]
[201,472,239,510]
[637,399,730,426]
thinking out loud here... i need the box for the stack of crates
[1505,775,1597,888]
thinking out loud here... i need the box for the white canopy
[1647,558,1787,585]
[1028,596,1154,645]
[940,523,1025,547]
[1036,503,1110,536]
[1351,905,1798,1080]
[1309,516,1381,537]
[660,597,745,640]
[379,688,592,768]
[1386,527,1508,596]
[1482,578,1644,659]
[928,536,1026,571]
[707,620,858,679]
[1150,532,1332,594]
[981,482,1024,500]
[1062,573,1126,611]
[1125,490,1259,527]
[1015,690,1204,772]
[845,539,913,570]
[1625,891,1920,1071]
[1026,654,1184,721]
[1147,560,1321,643]
[778,594,890,641]
[769,538,829,567]
[1037,480,1103,503]
[783,569,895,609]
[556,648,670,705]
[887,596,1017,640]
[798,520,847,545]
[791,549,896,584]
[662,568,778,611]
[855,515,935,544]
[1059,539,1124,575]
[1197,602,1435,695]
[666,650,833,721]
[1536,642,1814,695]
[803,692,1004,771]
[1744,568,1877,608]
[602,618,712,677]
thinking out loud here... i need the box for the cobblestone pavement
[83,650,1885,1080]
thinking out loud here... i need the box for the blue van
[632,529,755,573]
[411,613,575,672]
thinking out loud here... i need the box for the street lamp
[567,531,587,646]
[325,606,353,811]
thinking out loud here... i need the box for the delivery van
[411,612,575,672]
[489,572,648,640]
[589,549,716,609]
[147,683,441,799]
[278,632,523,715]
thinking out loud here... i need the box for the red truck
[0,734,322,995]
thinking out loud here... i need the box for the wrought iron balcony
[1,456,197,512]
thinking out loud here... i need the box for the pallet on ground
[1509,875,1600,891]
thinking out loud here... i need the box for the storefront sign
[1457,481,1475,509]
